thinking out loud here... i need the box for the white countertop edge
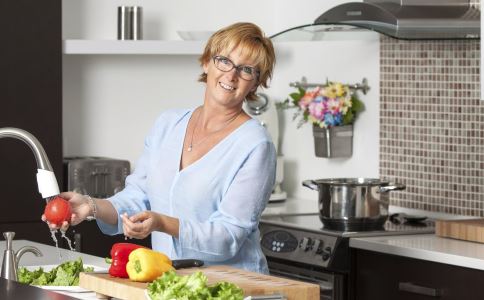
[350,235,484,271]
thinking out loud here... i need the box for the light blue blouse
[97,108,276,273]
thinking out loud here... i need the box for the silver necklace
[187,107,242,152]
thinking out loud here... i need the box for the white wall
[62,0,379,201]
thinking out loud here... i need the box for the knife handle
[172,259,204,269]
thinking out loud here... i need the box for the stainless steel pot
[302,178,405,231]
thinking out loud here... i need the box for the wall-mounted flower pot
[312,124,353,158]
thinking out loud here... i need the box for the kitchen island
[0,239,108,300]
[1,239,320,300]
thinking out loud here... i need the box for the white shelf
[63,33,379,55]
[63,39,205,55]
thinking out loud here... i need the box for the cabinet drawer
[354,249,484,300]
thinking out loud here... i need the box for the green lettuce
[147,270,243,300]
[18,257,94,286]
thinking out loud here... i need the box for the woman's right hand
[41,192,93,231]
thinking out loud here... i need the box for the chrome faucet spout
[0,127,53,171]
[0,127,60,198]
[15,246,43,263]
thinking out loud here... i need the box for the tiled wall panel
[380,30,484,216]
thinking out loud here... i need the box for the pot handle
[302,180,319,191]
[379,183,406,193]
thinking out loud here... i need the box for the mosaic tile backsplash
[379,33,484,216]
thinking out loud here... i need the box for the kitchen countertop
[0,239,109,300]
[4,204,482,297]
[0,240,106,267]
[350,234,484,271]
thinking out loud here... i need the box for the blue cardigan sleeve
[173,140,276,262]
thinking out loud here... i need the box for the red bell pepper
[107,243,145,278]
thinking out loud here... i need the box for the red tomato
[44,196,72,226]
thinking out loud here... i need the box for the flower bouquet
[279,81,364,128]
[278,81,365,157]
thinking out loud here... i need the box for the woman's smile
[219,81,236,91]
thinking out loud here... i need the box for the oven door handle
[398,282,442,297]
[270,269,334,291]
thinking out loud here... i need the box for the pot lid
[312,178,390,186]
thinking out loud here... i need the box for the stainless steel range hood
[313,0,480,40]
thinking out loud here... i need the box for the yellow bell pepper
[126,248,173,282]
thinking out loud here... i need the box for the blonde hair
[198,22,276,101]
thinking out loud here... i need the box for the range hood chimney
[314,0,480,39]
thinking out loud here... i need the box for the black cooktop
[260,213,435,238]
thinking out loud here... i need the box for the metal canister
[131,6,143,40]
[117,6,132,40]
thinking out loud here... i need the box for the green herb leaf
[18,257,91,287]
[147,270,243,300]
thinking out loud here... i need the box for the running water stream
[60,230,75,251]
[50,230,62,260]
[49,229,75,260]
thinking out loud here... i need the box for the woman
[45,22,276,273]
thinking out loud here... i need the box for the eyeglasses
[212,55,259,81]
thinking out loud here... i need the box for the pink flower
[326,98,341,115]
[299,87,320,110]
[308,101,325,121]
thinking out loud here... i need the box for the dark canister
[303,178,405,231]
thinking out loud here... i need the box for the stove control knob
[322,246,332,261]
[300,237,313,251]
[312,239,322,254]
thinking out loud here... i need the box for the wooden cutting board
[435,219,484,243]
[79,265,320,300]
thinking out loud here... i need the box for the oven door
[267,260,346,300]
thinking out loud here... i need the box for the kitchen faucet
[0,128,57,281]
[0,127,60,199]
[1,232,42,281]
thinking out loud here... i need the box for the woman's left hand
[121,211,161,239]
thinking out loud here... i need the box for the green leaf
[303,110,309,121]
[351,95,365,113]
[342,110,354,125]
[289,87,306,105]
[18,257,89,287]
[147,270,243,300]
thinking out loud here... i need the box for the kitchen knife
[87,259,204,274]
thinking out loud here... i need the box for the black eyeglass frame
[212,55,260,81]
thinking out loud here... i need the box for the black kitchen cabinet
[0,0,62,239]
[352,249,484,300]
[0,0,150,256]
